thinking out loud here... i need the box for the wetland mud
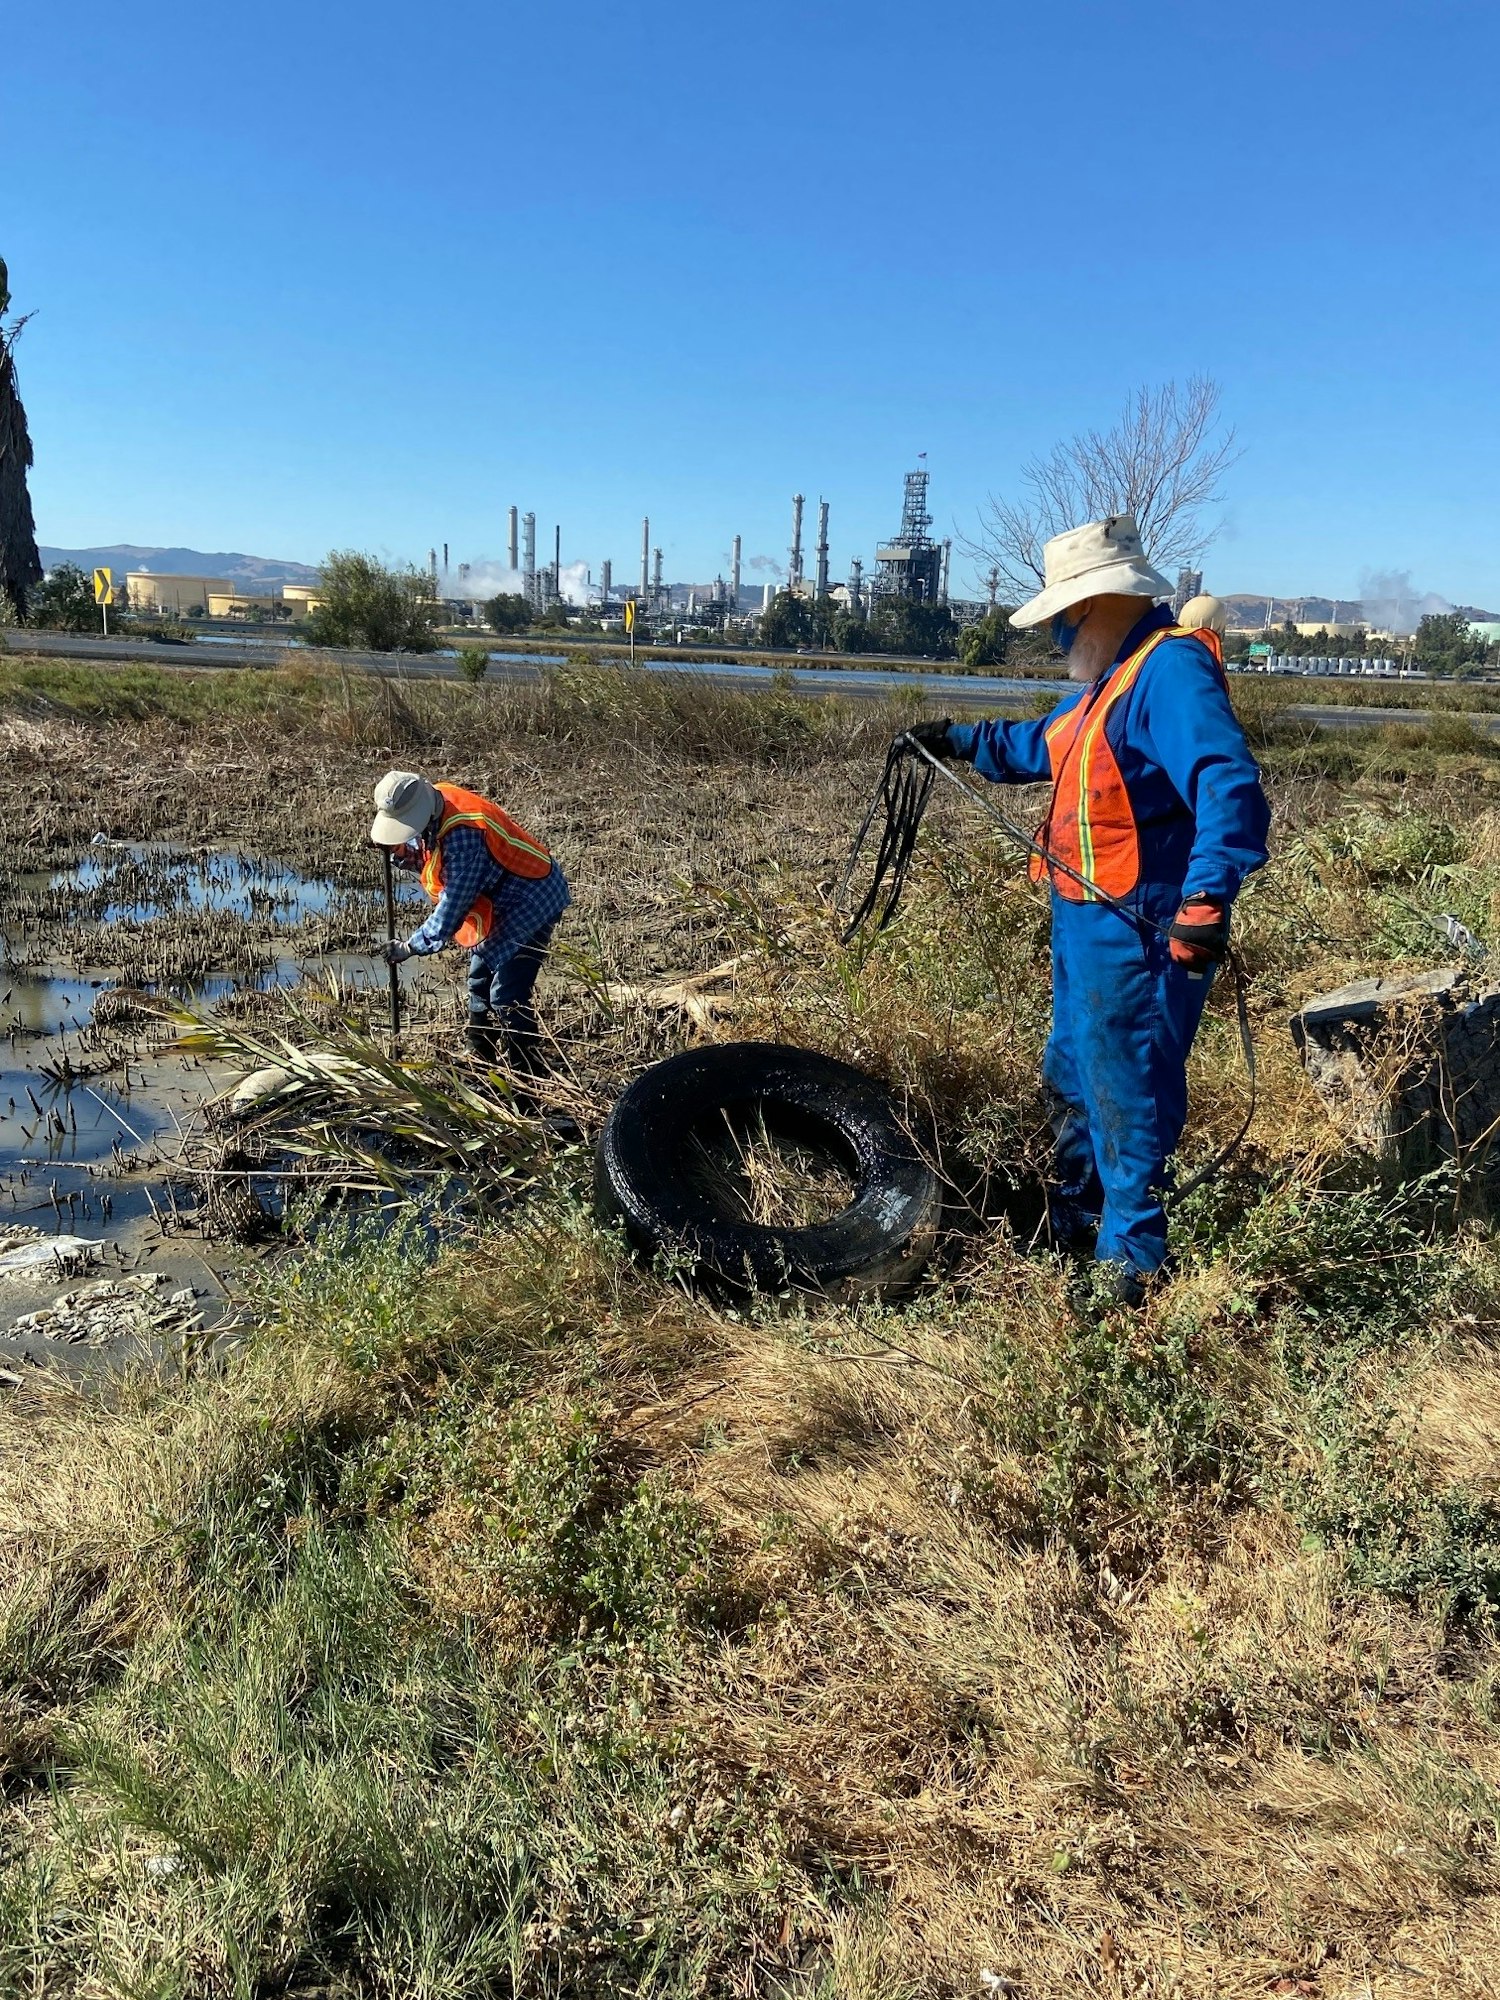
[0,837,432,1372]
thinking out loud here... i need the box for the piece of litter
[0,1235,104,1279]
[167,1287,195,1306]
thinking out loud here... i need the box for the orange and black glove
[1168,896,1229,972]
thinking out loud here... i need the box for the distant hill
[1223,592,1500,630]
[38,545,320,587]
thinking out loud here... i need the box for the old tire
[596,1041,941,1297]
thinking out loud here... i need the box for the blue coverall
[948,604,1271,1276]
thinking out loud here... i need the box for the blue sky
[7,1,1499,603]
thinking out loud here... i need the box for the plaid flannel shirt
[400,824,570,970]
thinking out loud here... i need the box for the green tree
[759,589,813,649]
[29,562,98,632]
[484,593,531,633]
[957,610,1010,668]
[868,599,957,660]
[0,257,42,621]
[1413,611,1488,677]
[304,552,439,652]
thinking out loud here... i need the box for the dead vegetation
[1,659,1500,1996]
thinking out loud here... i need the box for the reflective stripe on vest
[419,782,552,950]
[1030,624,1200,903]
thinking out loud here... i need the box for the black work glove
[904,717,957,761]
[1168,896,1229,972]
[380,940,413,967]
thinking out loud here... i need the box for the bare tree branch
[961,378,1240,604]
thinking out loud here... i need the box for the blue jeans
[467,920,559,1071]
[1043,884,1213,1275]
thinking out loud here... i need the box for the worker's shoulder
[1138,628,1224,687]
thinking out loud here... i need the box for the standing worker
[908,518,1270,1302]
[368,771,570,1075]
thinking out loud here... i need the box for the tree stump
[1290,966,1500,1172]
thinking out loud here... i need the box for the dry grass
[2,662,1500,1995]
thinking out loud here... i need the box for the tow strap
[838,731,1258,1202]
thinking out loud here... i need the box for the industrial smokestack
[507,507,519,572]
[763,582,774,612]
[652,548,663,600]
[443,542,449,578]
[789,494,804,592]
[641,518,650,598]
[815,500,830,599]
[849,558,863,615]
[601,558,612,603]
[939,538,951,606]
[731,534,741,608]
[554,524,562,602]
[429,548,438,591]
[522,512,537,607]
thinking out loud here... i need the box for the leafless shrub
[965,377,1240,602]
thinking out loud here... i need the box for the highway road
[1,628,1065,705]
[7,629,1495,732]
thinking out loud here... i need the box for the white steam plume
[1358,568,1453,637]
[447,558,594,607]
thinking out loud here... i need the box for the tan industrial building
[206,592,281,619]
[126,572,232,614]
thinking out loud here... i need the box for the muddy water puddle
[14,838,406,928]
[0,839,428,1370]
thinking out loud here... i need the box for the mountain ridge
[38,545,320,587]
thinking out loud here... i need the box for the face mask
[1051,610,1082,654]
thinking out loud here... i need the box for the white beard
[1067,623,1116,684]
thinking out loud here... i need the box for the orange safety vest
[419,781,553,949]
[1030,624,1222,903]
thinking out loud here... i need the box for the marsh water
[0,839,427,1367]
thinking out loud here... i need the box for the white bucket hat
[370,770,438,846]
[1176,592,1227,635]
[1009,514,1174,629]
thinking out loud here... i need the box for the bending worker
[369,770,570,1072]
[909,517,1270,1301]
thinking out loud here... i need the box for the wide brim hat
[370,770,438,845]
[1009,514,1174,628]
